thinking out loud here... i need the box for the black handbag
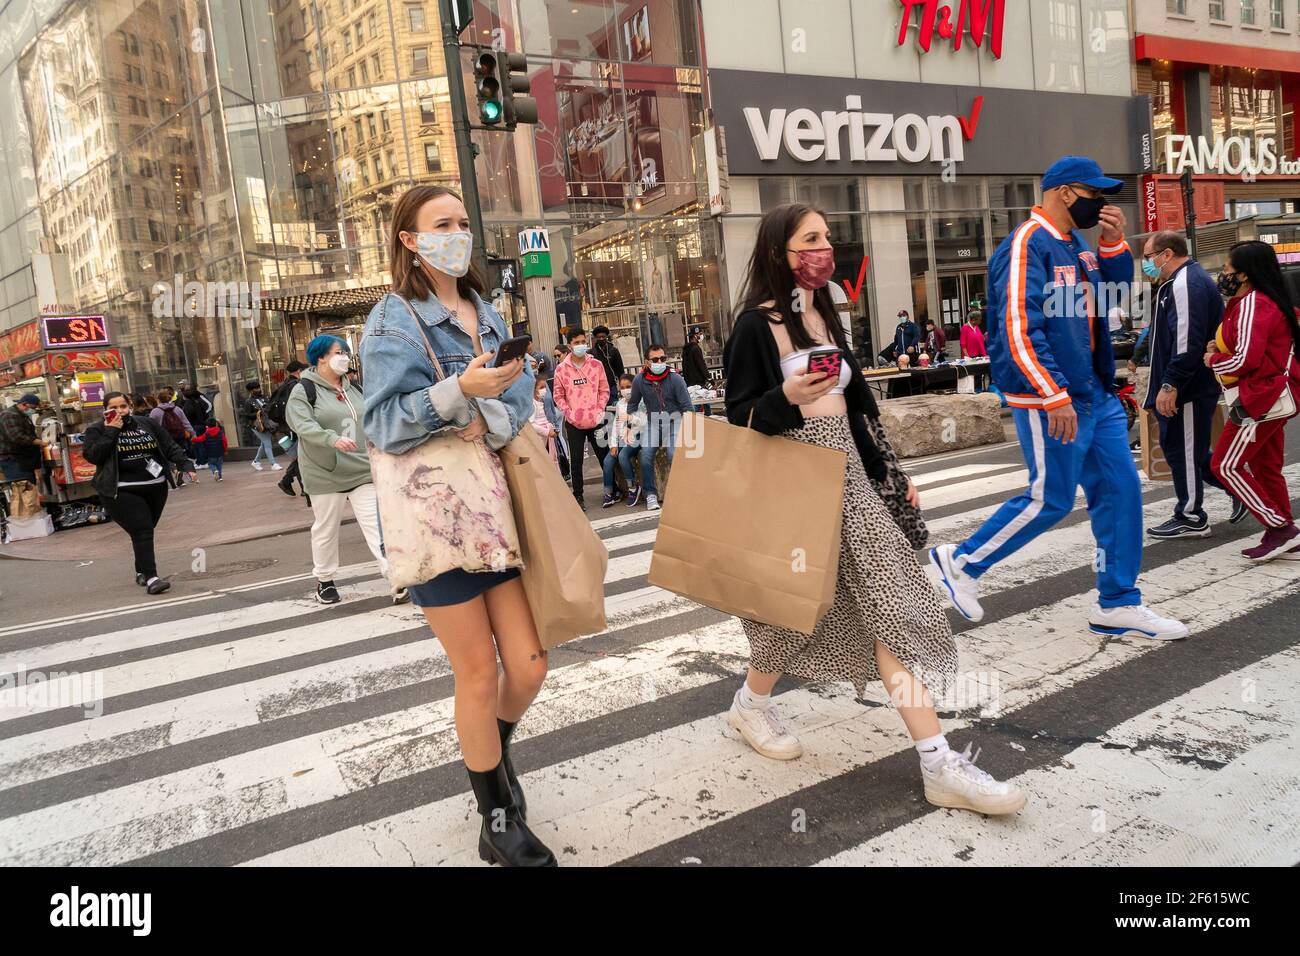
[862,416,928,549]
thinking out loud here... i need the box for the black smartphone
[806,348,842,379]
[493,334,532,368]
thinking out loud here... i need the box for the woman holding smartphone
[723,203,1026,815]
[82,391,197,595]
[361,185,555,866]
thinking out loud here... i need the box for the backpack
[265,379,296,429]
[160,405,189,442]
[282,379,318,438]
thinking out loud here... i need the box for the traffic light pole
[438,0,489,278]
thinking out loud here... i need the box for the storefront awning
[259,284,390,317]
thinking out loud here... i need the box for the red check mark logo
[959,95,984,141]
[841,254,870,304]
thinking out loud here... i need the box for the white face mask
[328,353,352,375]
[413,231,473,278]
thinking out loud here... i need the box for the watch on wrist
[1160,384,1176,393]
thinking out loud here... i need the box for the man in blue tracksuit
[929,156,1189,641]
[1139,230,1244,536]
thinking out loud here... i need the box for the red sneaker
[1242,524,1300,562]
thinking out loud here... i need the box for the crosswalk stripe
[912,462,1022,488]
[1,521,672,680]
[815,647,1300,867]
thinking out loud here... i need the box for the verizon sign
[710,70,1145,178]
[742,94,982,166]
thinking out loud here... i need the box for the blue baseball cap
[1041,156,1123,194]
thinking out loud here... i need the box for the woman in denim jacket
[361,185,554,867]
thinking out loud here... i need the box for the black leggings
[564,421,608,499]
[103,482,168,577]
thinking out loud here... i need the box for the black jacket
[593,341,624,397]
[724,309,886,481]
[82,414,195,499]
[1143,260,1223,409]
[682,341,710,387]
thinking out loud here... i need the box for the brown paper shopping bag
[649,413,845,635]
[9,480,41,518]
[499,426,609,649]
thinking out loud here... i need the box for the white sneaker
[251,461,263,471]
[646,493,660,511]
[271,463,283,471]
[1088,603,1189,641]
[392,588,411,605]
[923,743,1027,815]
[928,543,984,622]
[727,690,802,760]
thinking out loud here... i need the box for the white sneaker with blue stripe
[1088,603,1189,641]
[928,543,984,623]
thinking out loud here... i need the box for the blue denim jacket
[360,290,535,454]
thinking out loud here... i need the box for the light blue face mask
[649,362,668,375]
[1142,256,1162,281]
[572,344,589,358]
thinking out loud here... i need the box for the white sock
[145,576,160,587]
[738,683,771,711]
[915,733,950,772]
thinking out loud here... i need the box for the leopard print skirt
[742,414,957,700]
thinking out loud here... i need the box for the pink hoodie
[552,353,610,429]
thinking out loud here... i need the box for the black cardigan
[723,309,886,481]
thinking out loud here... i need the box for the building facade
[0,0,721,443]
[703,0,1145,358]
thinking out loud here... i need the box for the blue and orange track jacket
[985,206,1130,410]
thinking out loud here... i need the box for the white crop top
[779,347,850,396]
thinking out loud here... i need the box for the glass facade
[0,0,721,443]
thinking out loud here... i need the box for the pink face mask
[788,247,835,290]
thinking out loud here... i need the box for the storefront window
[796,177,862,213]
[758,176,792,208]
[518,0,617,61]
[928,179,985,211]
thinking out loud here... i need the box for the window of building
[286,61,299,84]
[1166,0,1186,13]
[367,113,378,138]
[411,46,429,74]
[1242,0,1258,25]
[372,53,383,78]
[369,12,379,39]
[407,5,425,32]
[373,155,384,181]
[425,141,441,172]
[1271,0,1285,26]
[419,95,436,124]
[347,67,356,87]
[381,111,391,132]
[359,60,369,84]
[354,118,364,143]
[344,32,352,56]
[1210,0,1226,19]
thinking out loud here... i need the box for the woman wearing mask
[361,184,555,866]
[286,334,408,606]
[1206,240,1300,561]
[82,391,197,595]
[723,202,1026,815]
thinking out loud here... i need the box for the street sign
[518,228,552,278]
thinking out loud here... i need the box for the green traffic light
[481,99,502,123]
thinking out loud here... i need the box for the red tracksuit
[1209,291,1300,529]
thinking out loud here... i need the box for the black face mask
[1217,271,1243,298]
[1066,191,1107,230]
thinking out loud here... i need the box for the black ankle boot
[467,761,556,867]
[497,718,526,819]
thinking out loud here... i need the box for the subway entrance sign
[518,227,551,278]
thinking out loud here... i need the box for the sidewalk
[1,460,319,562]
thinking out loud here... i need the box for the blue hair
[306,334,348,366]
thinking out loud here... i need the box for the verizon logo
[742,95,983,165]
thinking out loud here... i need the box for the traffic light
[473,52,503,125]
[501,52,538,129]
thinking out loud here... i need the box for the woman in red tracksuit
[1206,240,1300,562]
